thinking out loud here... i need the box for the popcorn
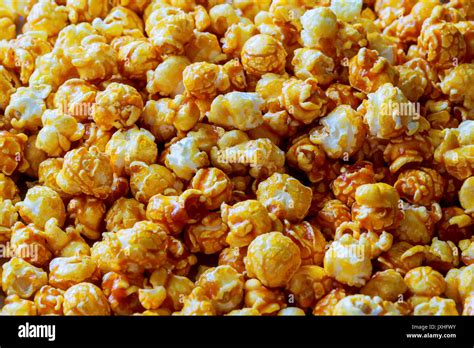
[241,34,287,76]
[16,186,66,229]
[36,109,85,157]
[207,92,264,131]
[0,0,472,317]
[245,232,301,288]
[310,105,366,159]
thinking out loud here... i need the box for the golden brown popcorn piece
[440,64,474,110]
[56,146,114,199]
[254,73,288,112]
[1,295,37,315]
[163,235,197,277]
[404,266,446,297]
[0,198,17,242]
[105,126,158,176]
[34,285,65,316]
[185,30,226,64]
[92,6,144,41]
[286,265,333,309]
[146,7,194,55]
[23,0,69,39]
[245,232,301,288]
[438,206,473,243]
[222,23,259,58]
[184,212,228,254]
[148,268,195,312]
[241,34,286,77]
[67,0,110,23]
[360,269,407,302]
[53,22,98,54]
[424,237,460,271]
[197,265,244,314]
[190,168,232,210]
[360,83,423,140]
[146,189,207,235]
[418,19,466,70]
[138,287,167,310]
[91,220,169,276]
[286,135,331,184]
[378,241,424,274]
[221,200,271,248]
[244,278,286,315]
[0,131,28,175]
[284,220,327,267]
[0,6,16,41]
[435,123,474,181]
[279,78,328,125]
[92,82,143,130]
[0,173,20,202]
[1,31,52,85]
[49,256,101,290]
[182,62,230,100]
[352,183,403,232]
[5,85,50,132]
[130,162,182,204]
[67,196,106,240]
[2,257,48,299]
[17,185,66,229]
[384,133,434,173]
[413,296,458,315]
[394,168,444,206]
[212,138,285,180]
[394,203,442,245]
[38,158,68,197]
[325,83,365,112]
[23,135,48,178]
[10,222,53,267]
[349,48,399,94]
[114,36,160,80]
[331,162,376,207]
[459,176,474,214]
[63,282,111,316]
[310,105,366,159]
[292,48,336,86]
[59,226,92,258]
[101,271,143,315]
[29,51,77,91]
[67,36,118,82]
[257,173,312,222]
[164,136,210,181]
[208,91,264,131]
[36,109,85,157]
[313,288,347,316]
[459,238,474,266]
[174,286,216,316]
[79,123,112,152]
[105,197,145,233]
[218,247,247,274]
[314,199,352,239]
[140,96,200,143]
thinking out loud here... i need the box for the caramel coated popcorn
[1,0,473,318]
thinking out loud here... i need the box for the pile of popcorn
[0,0,473,316]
